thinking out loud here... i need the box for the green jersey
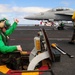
[0,22,18,54]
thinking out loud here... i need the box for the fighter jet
[24,8,75,21]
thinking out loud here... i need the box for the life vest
[72,11,75,20]
[0,30,8,45]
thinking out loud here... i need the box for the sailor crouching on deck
[0,18,22,54]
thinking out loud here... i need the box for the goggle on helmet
[0,18,11,29]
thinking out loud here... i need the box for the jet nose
[24,15,36,20]
[24,16,31,19]
[24,13,44,20]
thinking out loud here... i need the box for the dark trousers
[71,28,75,42]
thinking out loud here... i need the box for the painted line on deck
[10,38,70,41]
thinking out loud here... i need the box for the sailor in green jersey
[0,18,22,54]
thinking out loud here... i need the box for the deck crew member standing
[0,18,22,53]
[69,12,75,44]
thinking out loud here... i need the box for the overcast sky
[0,0,75,25]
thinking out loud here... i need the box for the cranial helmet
[0,18,11,29]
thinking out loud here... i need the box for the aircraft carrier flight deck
[6,26,75,75]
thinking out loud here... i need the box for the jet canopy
[48,7,73,12]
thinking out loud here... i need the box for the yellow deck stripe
[0,65,10,74]
[22,72,39,75]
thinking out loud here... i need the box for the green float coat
[0,22,17,53]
